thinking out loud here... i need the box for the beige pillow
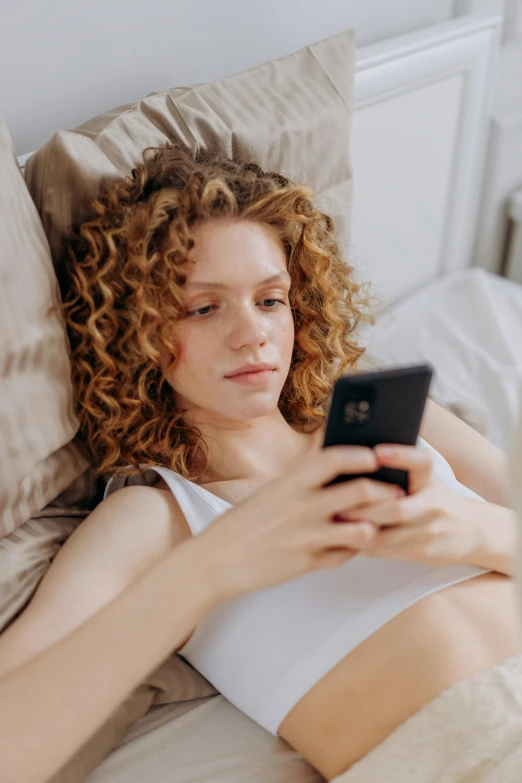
[0,117,91,538]
[0,469,100,634]
[24,28,355,280]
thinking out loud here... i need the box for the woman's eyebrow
[184,272,291,290]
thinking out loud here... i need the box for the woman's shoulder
[102,477,192,541]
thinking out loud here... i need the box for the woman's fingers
[341,492,434,525]
[320,521,379,549]
[373,444,433,494]
[314,477,405,519]
[297,445,379,491]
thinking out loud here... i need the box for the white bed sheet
[362,268,522,454]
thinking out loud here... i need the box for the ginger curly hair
[53,140,377,483]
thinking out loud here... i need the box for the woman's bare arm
[420,398,511,508]
[0,538,215,783]
[0,485,208,783]
[0,485,191,681]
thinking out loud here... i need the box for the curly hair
[51,140,378,483]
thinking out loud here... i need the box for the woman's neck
[190,412,322,486]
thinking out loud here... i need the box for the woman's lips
[225,369,276,385]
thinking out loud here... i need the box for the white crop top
[104,436,491,735]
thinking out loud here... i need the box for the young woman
[1,142,521,783]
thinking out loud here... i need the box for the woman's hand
[338,444,483,568]
[195,442,406,601]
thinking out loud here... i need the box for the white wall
[3,0,520,282]
[457,0,522,274]
[0,0,453,156]
[454,0,521,41]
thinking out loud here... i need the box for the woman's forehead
[185,219,288,283]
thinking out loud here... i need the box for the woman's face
[160,218,295,424]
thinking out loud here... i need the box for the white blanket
[332,652,522,783]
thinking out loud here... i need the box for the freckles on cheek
[276,316,294,349]
[182,337,217,378]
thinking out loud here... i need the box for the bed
[10,9,522,783]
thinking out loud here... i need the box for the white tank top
[104,436,491,735]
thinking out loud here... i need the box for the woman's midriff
[278,570,522,781]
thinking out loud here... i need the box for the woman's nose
[227,305,268,349]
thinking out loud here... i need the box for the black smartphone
[322,363,434,493]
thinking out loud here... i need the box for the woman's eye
[188,305,215,318]
[261,298,286,308]
[187,299,286,318]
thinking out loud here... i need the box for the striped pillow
[0,117,91,538]
[0,468,100,633]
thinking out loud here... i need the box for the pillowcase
[0,116,91,538]
[24,28,355,280]
[0,468,100,635]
